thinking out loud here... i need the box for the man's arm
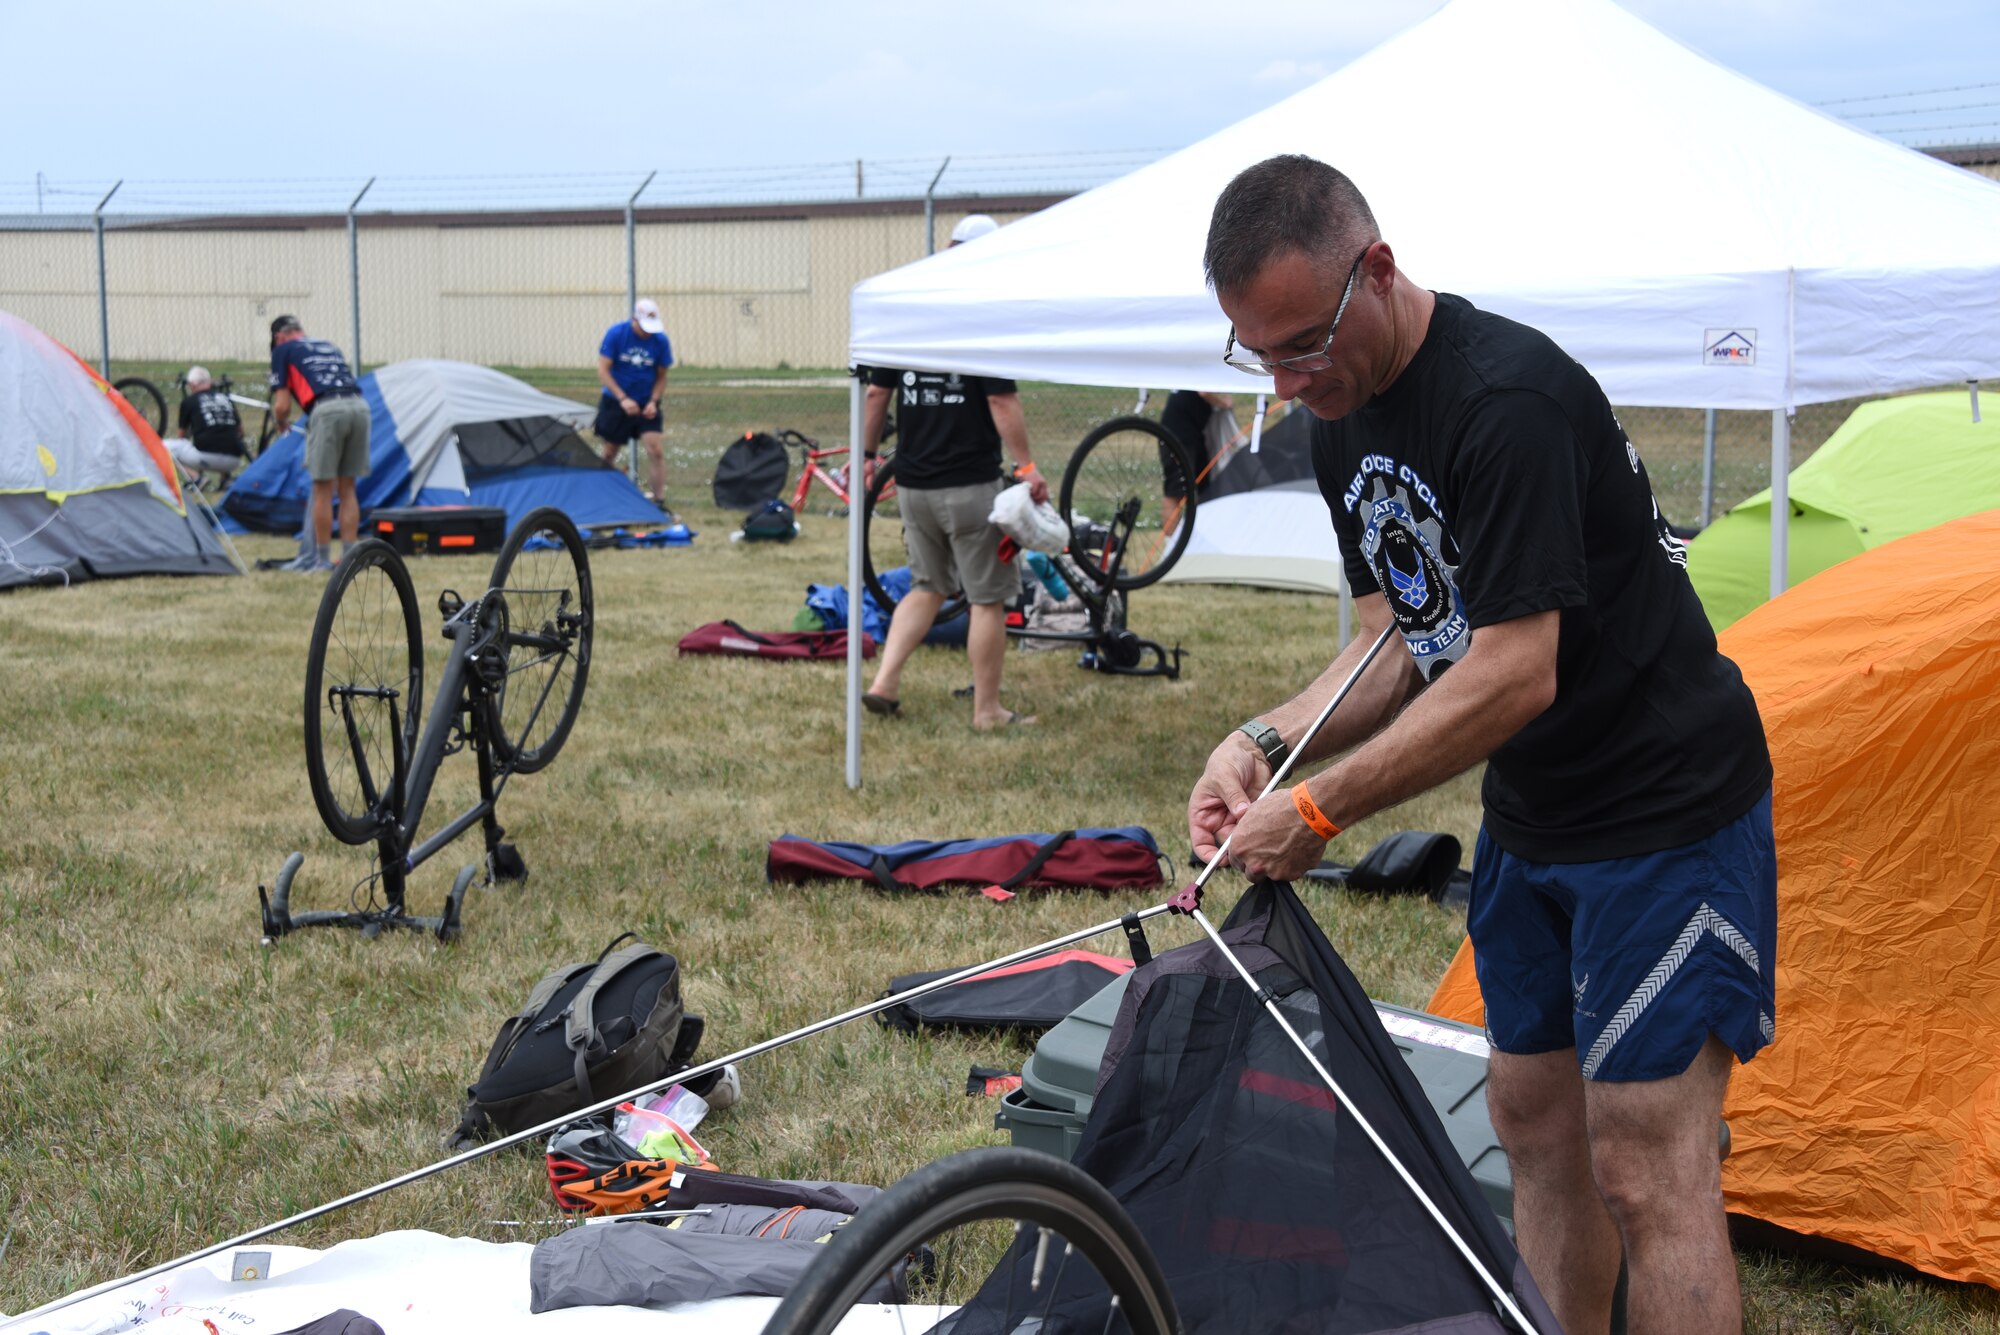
[1223,609,1560,881]
[269,387,295,435]
[644,364,667,420]
[1188,592,1418,863]
[862,382,892,454]
[986,391,1048,503]
[596,355,637,412]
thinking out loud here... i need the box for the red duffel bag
[676,620,875,660]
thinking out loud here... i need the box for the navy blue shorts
[1467,791,1776,1082]
[594,397,660,447]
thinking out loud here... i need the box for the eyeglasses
[1222,247,1370,377]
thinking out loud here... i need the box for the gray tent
[0,309,235,589]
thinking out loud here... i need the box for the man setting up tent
[1186,155,1776,1335]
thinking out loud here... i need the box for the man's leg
[640,430,666,503]
[1586,1037,1738,1335]
[600,442,623,469]
[968,601,1029,729]
[1488,1048,1622,1335]
[312,479,335,550]
[867,589,943,704]
[336,477,360,547]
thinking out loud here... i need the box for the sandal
[863,692,901,717]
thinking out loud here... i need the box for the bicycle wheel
[484,507,593,774]
[1058,416,1197,592]
[762,1147,1178,1335]
[861,455,970,627]
[113,376,168,436]
[303,539,423,845]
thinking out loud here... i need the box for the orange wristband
[1292,783,1339,839]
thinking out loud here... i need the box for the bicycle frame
[1010,498,1182,679]
[786,430,889,512]
[261,586,562,941]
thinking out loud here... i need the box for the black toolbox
[994,973,1516,1231]
[368,505,509,556]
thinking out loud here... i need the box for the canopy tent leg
[1699,408,1717,528]
[1769,408,1791,600]
[845,373,864,789]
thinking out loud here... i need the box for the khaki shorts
[900,479,1017,606]
[304,395,372,480]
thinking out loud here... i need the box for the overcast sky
[5,0,1996,211]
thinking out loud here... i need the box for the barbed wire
[1817,79,2000,108]
[0,147,1174,219]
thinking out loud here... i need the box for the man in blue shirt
[595,298,673,509]
[269,315,369,572]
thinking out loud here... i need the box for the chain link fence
[0,161,1908,526]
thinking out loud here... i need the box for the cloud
[1254,59,1331,85]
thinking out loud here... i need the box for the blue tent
[220,359,668,534]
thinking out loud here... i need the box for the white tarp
[375,359,593,499]
[851,0,2000,410]
[20,1229,938,1335]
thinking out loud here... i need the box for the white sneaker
[705,1063,742,1112]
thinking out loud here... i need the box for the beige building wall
[0,203,1044,370]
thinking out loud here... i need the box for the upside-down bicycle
[258,506,594,942]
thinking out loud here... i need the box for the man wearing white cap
[167,366,248,483]
[949,214,998,246]
[595,297,674,509]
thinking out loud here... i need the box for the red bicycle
[780,428,892,515]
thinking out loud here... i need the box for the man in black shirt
[1186,156,1774,1335]
[858,366,1047,730]
[167,367,247,481]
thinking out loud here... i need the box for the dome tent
[1428,511,2000,1287]
[1685,392,2000,629]
[220,359,670,535]
[0,309,236,590]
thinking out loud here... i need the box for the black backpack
[449,934,706,1148]
[713,430,791,509]
[741,499,798,543]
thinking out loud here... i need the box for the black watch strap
[1236,720,1289,770]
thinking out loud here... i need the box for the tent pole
[346,177,374,369]
[91,180,121,379]
[1699,408,1717,528]
[845,373,864,788]
[1768,408,1790,599]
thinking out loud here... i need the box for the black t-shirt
[177,387,246,457]
[1160,390,1216,466]
[866,366,1017,489]
[1312,293,1770,863]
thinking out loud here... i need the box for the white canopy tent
[839,0,2000,784]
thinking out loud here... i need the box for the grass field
[5,372,1996,1332]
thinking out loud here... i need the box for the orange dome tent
[1426,510,2000,1287]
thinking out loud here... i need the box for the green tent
[1686,391,2000,629]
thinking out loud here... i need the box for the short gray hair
[1203,154,1379,294]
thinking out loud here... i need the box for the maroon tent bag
[677,620,875,660]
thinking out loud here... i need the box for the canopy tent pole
[1699,408,1717,528]
[1769,408,1791,598]
[845,373,865,788]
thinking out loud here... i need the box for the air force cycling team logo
[1356,476,1471,680]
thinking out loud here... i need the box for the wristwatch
[1236,720,1289,770]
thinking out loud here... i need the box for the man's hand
[1224,788,1328,882]
[1027,473,1050,505]
[1187,734,1269,865]
[619,394,639,416]
[642,398,659,420]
